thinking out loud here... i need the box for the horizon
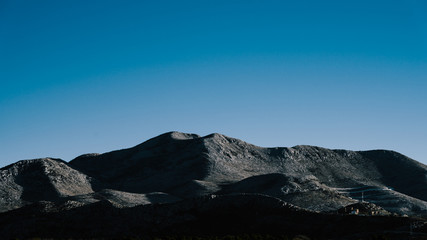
[1,1,426,166]
[0,130,423,165]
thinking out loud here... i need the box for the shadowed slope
[359,150,427,201]
[70,132,211,197]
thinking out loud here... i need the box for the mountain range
[1,132,427,239]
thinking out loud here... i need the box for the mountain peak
[204,133,225,138]
[0,157,64,171]
[164,131,201,140]
[135,131,200,148]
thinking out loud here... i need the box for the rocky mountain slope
[68,131,427,215]
[0,158,93,212]
[1,131,427,238]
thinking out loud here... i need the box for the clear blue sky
[1,0,426,166]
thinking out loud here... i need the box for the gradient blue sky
[1,0,426,166]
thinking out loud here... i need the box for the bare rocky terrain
[1,131,427,239]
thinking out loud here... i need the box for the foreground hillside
[0,194,422,240]
[1,131,427,238]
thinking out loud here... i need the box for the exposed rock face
[0,158,93,212]
[70,132,427,216]
[1,131,427,238]
[337,202,392,216]
[218,173,358,211]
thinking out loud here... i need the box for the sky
[0,0,426,166]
